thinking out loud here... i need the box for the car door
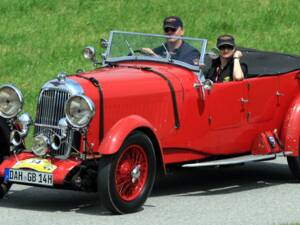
[205,81,248,154]
[208,81,246,130]
[245,76,279,124]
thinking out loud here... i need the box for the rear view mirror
[83,46,100,67]
[83,46,96,60]
[100,38,108,49]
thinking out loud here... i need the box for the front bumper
[0,152,82,186]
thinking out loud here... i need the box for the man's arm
[140,45,165,57]
[140,48,158,56]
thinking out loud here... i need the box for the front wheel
[98,131,156,214]
[0,117,12,199]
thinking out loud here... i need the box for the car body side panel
[71,63,187,162]
[162,69,300,157]
[70,62,300,165]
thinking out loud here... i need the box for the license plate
[4,168,53,186]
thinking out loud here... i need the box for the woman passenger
[206,35,248,82]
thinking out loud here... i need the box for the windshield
[104,31,207,70]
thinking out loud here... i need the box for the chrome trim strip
[110,30,207,42]
[42,78,84,96]
[182,154,276,168]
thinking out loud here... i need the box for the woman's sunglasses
[164,27,177,33]
[218,45,234,50]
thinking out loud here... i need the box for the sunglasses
[164,27,177,33]
[218,45,234,50]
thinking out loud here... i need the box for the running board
[182,153,285,168]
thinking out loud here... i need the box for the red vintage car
[1,31,300,214]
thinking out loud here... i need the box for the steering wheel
[128,49,154,56]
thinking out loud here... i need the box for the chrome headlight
[83,46,96,60]
[65,95,95,128]
[10,113,32,147]
[31,134,49,156]
[0,85,23,119]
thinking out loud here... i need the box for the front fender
[281,93,300,156]
[98,115,162,156]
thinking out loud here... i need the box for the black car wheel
[287,146,300,180]
[98,131,156,214]
[0,117,12,199]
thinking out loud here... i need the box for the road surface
[1,157,300,225]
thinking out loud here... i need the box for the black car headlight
[65,95,95,129]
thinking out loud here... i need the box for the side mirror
[83,46,100,66]
[207,48,219,59]
[100,38,108,49]
[203,79,214,91]
[194,79,214,101]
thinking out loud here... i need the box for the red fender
[98,115,164,160]
[281,94,300,156]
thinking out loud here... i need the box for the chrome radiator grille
[34,89,71,157]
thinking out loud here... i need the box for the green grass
[0,0,299,116]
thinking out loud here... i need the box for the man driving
[141,16,200,66]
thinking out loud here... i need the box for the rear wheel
[98,131,156,214]
[287,148,300,180]
[0,117,12,199]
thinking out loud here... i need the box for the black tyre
[0,117,12,199]
[287,152,300,180]
[0,117,10,159]
[98,131,156,214]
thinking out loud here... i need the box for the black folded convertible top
[240,48,300,77]
[204,48,300,78]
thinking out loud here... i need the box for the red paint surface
[72,62,300,162]
[2,61,300,185]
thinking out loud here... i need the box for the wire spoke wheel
[115,144,148,201]
[98,131,156,214]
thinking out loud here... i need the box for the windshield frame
[103,31,208,73]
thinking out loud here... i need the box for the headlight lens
[0,85,23,118]
[83,46,96,60]
[65,95,95,128]
[31,134,49,156]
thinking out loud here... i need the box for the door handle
[276,91,284,97]
[240,98,249,103]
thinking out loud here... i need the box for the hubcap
[131,165,141,183]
